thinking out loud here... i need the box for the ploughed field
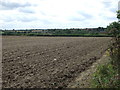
[2,36,111,88]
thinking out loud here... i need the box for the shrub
[91,62,119,88]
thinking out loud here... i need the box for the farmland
[2,36,111,88]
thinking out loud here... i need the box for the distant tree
[97,27,104,32]
[106,22,120,36]
[106,10,120,51]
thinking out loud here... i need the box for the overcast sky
[0,0,119,29]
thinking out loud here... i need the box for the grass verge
[91,61,120,88]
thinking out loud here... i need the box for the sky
[0,0,119,30]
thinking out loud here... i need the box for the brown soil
[2,36,111,88]
[67,52,110,88]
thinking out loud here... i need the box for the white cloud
[0,0,119,29]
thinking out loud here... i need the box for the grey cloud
[104,16,117,21]
[68,12,92,21]
[100,13,117,21]
[102,2,111,8]
[1,15,37,22]
[13,16,37,22]
[40,19,52,24]
[0,1,32,10]
[3,17,15,22]
[17,16,37,22]
[102,2,117,13]
[19,8,35,13]
[69,17,84,21]
[40,11,57,17]
[0,15,16,22]
[107,17,117,20]
[110,8,117,13]
[78,12,93,19]
[40,11,47,16]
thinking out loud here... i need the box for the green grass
[91,62,120,88]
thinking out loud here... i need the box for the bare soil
[67,52,110,88]
[2,36,111,88]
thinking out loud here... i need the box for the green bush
[91,62,120,88]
